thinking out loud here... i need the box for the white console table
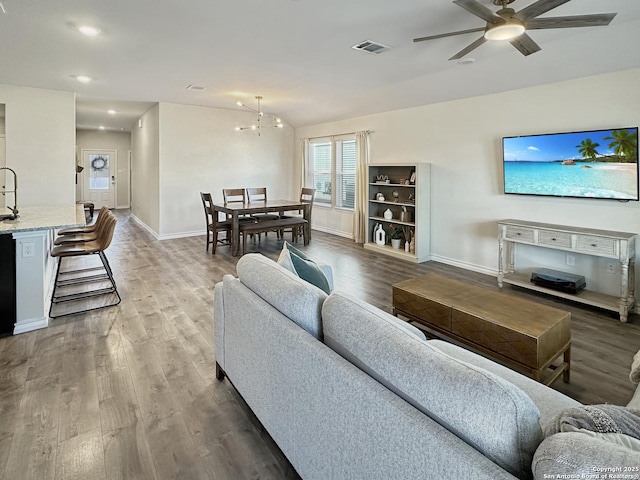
[498,219,637,322]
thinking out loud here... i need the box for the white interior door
[83,149,116,208]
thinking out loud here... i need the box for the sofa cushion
[429,339,580,427]
[237,253,327,338]
[322,291,542,479]
[277,242,331,294]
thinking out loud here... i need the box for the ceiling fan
[413,0,616,60]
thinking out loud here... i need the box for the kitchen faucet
[0,167,18,220]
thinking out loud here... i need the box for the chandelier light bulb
[236,101,244,107]
[234,126,241,131]
[76,75,92,84]
[251,125,257,130]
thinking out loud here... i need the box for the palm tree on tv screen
[603,129,638,162]
[576,138,601,161]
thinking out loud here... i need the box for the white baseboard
[311,225,353,239]
[14,316,48,335]
[158,230,203,241]
[130,215,159,239]
[429,254,497,277]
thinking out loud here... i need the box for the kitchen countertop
[0,204,86,233]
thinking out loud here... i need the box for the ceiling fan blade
[449,36,487,60]
[414,27,485,43]
[453,0,502,24]
[509,33,542,56]
[514,0,571,21]
[526,13,616,30]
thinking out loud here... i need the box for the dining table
[212,199,312,256]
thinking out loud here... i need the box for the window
[308,136,356,210]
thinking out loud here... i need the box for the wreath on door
[91,156,107,170]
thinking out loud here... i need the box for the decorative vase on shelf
[405,241,410,252]
[391,238,402,249]
[374,224,386,245]
[383,208,393,220]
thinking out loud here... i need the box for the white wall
[157,103,295,239]
[76,130,132,208]
[0,84,75,205]
[295,68,640,292]
[131,104,160,234]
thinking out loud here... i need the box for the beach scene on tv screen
[503,128,639,200]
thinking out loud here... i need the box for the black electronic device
[530,268,586,295]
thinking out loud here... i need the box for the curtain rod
[303,130,372,141]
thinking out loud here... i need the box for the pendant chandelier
[234,96,283,136]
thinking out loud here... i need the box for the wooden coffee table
[392,273,571,386]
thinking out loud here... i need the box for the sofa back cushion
[322,291,542,479]
[236,253,327,338]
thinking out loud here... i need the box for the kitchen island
[0,204,85,335]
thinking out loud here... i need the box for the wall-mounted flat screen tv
[503,127,639,201]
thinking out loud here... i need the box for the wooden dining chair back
[247,187,279,224]
[222,188,246,205]
[301,187,316,204]
[246,187,267,203]
[200,192,232,253]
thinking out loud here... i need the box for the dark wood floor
[1,210,639,480]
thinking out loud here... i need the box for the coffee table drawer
[451,309,538,369]
[393,287,451,331]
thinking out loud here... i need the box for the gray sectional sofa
[213,253,640,479]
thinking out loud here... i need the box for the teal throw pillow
[283,242,331,294]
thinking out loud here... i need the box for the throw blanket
[546,405,640,440]
[630,349,640,385]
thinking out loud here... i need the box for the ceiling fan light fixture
[484,21,525,41]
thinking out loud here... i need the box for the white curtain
[353,130,370,244]
[301,138,309,190]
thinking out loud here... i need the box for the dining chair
[200,192,232,254]
[280,187,316,242]
[247,187,280,225]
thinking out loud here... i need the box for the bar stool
[57,205,110,236]
[54,206,111,245]
[48,213,120,318]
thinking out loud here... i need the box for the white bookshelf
[364,163,430,263]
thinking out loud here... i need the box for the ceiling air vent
[186,84,206,91]
[352,40,391,55]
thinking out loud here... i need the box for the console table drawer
[538,230,572,248]
[505,226,534,243]
[576,235,617,256]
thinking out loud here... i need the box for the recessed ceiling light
[76,75,92,84]
[186,84,206,91]
[98,125,105,130]
[107,109,117,115]
[78,25,100,37]
[458,58,476,65]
